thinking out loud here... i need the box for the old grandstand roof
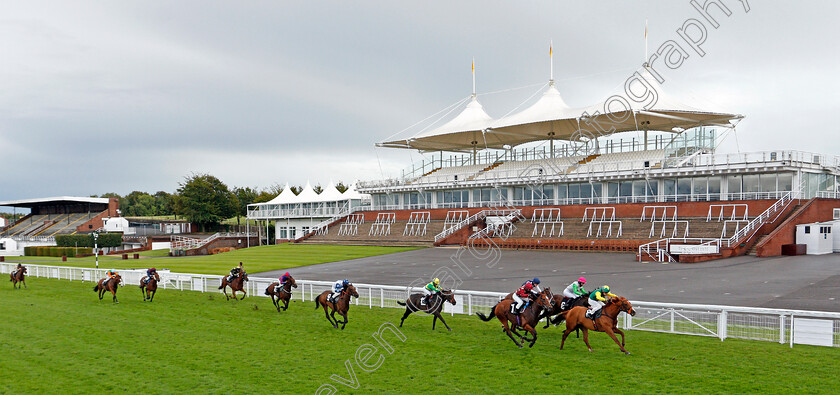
[378,68,743,152]
[0,196,110,208]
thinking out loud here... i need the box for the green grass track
[0,278,837,394]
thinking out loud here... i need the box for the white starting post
[92,231,99,269]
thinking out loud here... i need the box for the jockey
[562,277,587,300]
[421,278,441,306]
[521,277,542,293]
[228,262,244,282]
[329,279,350,303]
[586,285,617,319]
[276,272,291,292]
[143,267,157,284]
[12,263,23,276]
[104,269,118,286]
[511,281,537,314]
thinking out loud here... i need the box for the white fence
[4,263,840,348]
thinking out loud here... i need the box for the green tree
[232,186,259,225]
[152,191,174,216]
[124,191,155,217]
[336,181,349,193]
[176,174,236,232]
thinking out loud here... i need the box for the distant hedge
[55,233,122,248]
[24,246,93,257]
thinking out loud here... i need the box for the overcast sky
[1,1,838,203]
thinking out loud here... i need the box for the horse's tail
[476,309,495,322]
[314,296,321,309]
[397,301,406,306]
[93,284,100,292]
[264,288,271,296]
[551,311,568,325]
[218,280,225,290]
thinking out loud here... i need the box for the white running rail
[6,262,840,348]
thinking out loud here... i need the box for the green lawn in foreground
[6,244,420,275]
[0,278,836,394]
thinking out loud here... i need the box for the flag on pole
[472,59,474,74]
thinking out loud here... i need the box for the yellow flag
[549,45,552,57]
[472,59,474,73]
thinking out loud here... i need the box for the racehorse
[559,296,636,354]
[9,266,27,289]
[546,293,591,328]
[397,289,457,331]
[503,291,590,329]
[476,288,554,348]
[314,284,359,330]
[264,275,297,312]
[218,271,248,301]
[93,274,123,303]
[139,272,161,302]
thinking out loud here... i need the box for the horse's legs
[581,328,592,352]
[149,288,155,302]
[560,325,577,350]
[432,315,438,330]
[523,324,538,348]
[112,289,118,304]
[399,308,412,327]
[339,312,348,330]
[326,305,338,328]
[434,313,452,331]
[282,297,290,311]
[604,328,629,354]
[239,289,247,300]
[613,327,626,347]
[500,318,522,348]
[222,285,230,301]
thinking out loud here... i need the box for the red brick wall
[755,198,840,257]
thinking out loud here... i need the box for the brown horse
[139,272,161,302]
[503,291,590,329]
[264,275,297,312]
[397,289,457,331]
[559,296,636,354]
[476,288,554,348]
[218,271,248,300]
[314,284,359,330]
[10,266,27,289]
[93,274,123,303]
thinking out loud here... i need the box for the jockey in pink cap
[562,277,587,300]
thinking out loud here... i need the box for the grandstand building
[247,181,369,241]
[256,65,840,261]
[0,196,119,256]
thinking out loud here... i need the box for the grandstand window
[727,175,742,200]
[693,177,708,201]
[568,184,580,199]
[592,183,602,199]
[743,174,760,199]
[778,173,793,192]
[708,177,721,201]
[819,174,835,194]
[278,227,287,239]
[677,178,692,201]
[664,179,676,202]
[633,180,646,201]
[607,182,619,202]
[759,174,777,193]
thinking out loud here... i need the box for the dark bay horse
[218,271,248,300]
[397,289,457,331]
[10,266,27,289]
[559,296,636,354]
[476,288,553,348]
[314,284,359,330]
[139,272,161,302]
[264,275,297,312]
[546,293,591,328]
[93,274,123,303]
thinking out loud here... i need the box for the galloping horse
[9,265,27,289]
[314,284,359,330]
[546,293,591,328]
[93,274,123,303]
[477,288,554,348]
[397,289,457,331]
[218,271,248,300]
[139,272,161,302]
[264,275,297,312]
[559,296,636,354]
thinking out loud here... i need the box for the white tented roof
[266,183,297,204]
[315,181,344,202]
[379,95,504,152]
[378,67,743,152]
[296,182,319,202]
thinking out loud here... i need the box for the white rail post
[779,314,786,344]
[380,289,384,308]
[369,287,372,309]
[670,309,675,333]
[468,294,472,316]
[789,313,795,348]
[719,310,727,341]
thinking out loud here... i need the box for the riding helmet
[532,277,540,284]
[578,277,586,284]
